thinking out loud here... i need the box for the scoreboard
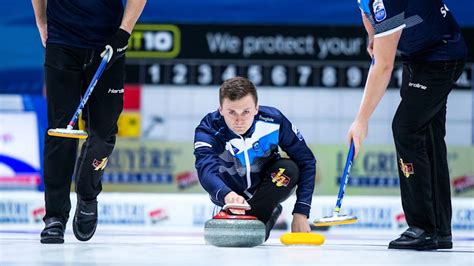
[124,24,473,89]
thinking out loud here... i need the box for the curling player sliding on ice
[194,77,317,245]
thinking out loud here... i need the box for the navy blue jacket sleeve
[194,126,232,206]
[278,112,316,217]
[369,0,407,38]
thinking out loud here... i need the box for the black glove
[102,28,130,68]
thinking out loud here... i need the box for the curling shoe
[388,226,437,251]
[73,198,98,241]
[40,217,65,244]
[437,235,453,249]
[265,204,283,241]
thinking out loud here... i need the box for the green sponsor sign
[99,141,205,193]
[312,144,474,197]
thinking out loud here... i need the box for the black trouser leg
[392,60,464,234]
[43,44,86,223]
[247,158,299,223]
[427,105,452,237]
[74,55,125,201]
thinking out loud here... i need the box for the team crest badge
[399,158,414,178]
[252,141,260,150]
[92,157,108,171]
[373,0,387,22]
[271,168,291,187]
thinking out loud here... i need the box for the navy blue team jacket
[47,0,124,49]
[358,0,467,62]
[194,106,316,217]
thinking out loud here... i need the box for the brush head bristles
[48,128,88,139]
[313,215,358,227]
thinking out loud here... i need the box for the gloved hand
[101,28,131,68]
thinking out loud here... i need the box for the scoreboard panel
[125,24,474,89]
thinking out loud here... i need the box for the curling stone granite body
[204,218,266,247]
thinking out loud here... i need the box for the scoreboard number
[247,65,263,85]
[128,60,471,89]
[321,66,337,87]
[198,64,213,85]
[148,64,161,84]
[346,66,362,87]
[271,65,287,86]
[172,64,188,84]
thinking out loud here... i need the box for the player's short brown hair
[219,77,258,106]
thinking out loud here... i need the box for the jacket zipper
[241,136,252,195]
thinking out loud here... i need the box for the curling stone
[204,203,266,247]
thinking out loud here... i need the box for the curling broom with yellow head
[313,142,357,226]
[47,46,113,139]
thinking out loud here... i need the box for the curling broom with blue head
[313,141,357,226]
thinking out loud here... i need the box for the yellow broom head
[47,128,88,139]
[313,214,357,227]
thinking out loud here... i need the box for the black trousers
[246,158,299,223]
[43,44,125,224]
[392,60,465,236]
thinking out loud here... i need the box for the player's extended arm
[104,0,147,67]
[348,28,402,158]
[361,11,375,58]
[31,0,47,47]
[120,0,147,34]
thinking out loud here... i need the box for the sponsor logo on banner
[0,201,29,223]
[321,205,393,228]
[395,213,407,228]
[148,208,169,224]
[453,175,474,195]
[337,150,399,188]
[32,206,45,223]
[176,171,199,190]
[103,144,178,184]
[127,24,181,58]
[99,203,146,224]
[453,207,474,230]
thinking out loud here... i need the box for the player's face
[219,95,258,135]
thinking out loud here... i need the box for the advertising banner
[99,141,473,198]
[0,113,41,190]
[95,141,204,193]
[1,192,472,231]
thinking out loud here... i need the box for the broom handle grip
[333,142,355,214]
